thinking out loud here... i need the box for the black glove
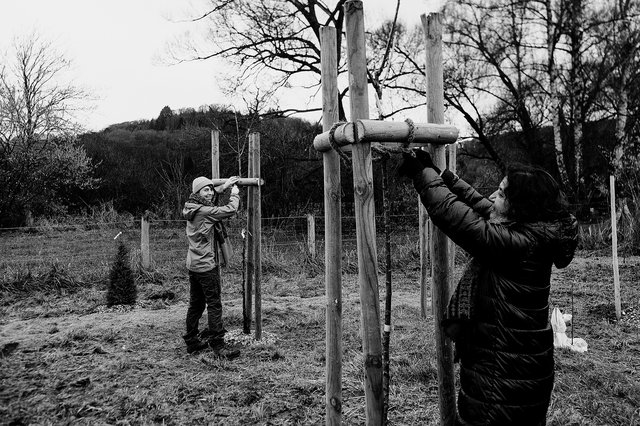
[413,149,441,174]
[397,151,426,179]
[397,149,441,179]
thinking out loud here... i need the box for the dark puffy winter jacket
[414,168,578,426]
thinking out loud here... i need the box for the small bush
[106,241,137,306]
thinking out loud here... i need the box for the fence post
[307,214,316,258]
[141,213,150,269]
[610,175,621,320]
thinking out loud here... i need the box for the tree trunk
[546,0,571,189]
[570,0,584,195]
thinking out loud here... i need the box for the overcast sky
[0,0,443,132]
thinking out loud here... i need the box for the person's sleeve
[198,193,240,233]
[440,169,493,218]
[414,168,528,263]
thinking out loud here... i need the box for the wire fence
[0,214,421,276]
[0,209,624,278]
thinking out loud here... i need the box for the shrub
[106,241,137,306]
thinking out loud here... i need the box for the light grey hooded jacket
[182,193,240,272]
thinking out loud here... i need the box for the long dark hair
[504,164,569,223]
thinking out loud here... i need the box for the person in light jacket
[399,150,578,426]
[182,176,240,356]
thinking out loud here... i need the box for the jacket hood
[550,214,578,269]
[182,201,202,221]
[525,214,578,269]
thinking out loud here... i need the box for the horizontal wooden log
[211,178,264,187]
[313,119,459,152]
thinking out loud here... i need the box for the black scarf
[442,258,481,340]
[440,258,482,364]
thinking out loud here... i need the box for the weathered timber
[423,12,457,426]
[346,2,384,425]
[313,119,458,152]
[210,178,264,187]
[320,25,343,426]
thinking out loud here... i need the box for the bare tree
[0,33,95,226]
[164,0,348,118]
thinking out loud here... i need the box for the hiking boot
[199,327,228,340]
[210,343,240,360]
[185,338,209,354]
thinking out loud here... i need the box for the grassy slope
[1,255,639,425]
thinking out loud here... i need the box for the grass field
[1,225,639,425]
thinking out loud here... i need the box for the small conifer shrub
[106,241,137,306]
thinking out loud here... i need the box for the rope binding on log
[328,121,351,164]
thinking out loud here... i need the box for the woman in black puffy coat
[400,151,578,426]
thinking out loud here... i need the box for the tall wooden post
[211,130,224,294]
[244,139,255,335]
[249,133,262,340]
[422,12,456,426]
[321,25,343,426]
[345,2,384,424]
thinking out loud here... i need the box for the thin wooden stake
[448,143,457,290]
[610,175,621,320]
[382,158,392,424]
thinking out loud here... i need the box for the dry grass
[1,229,639,425]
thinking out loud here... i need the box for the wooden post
[422,12,456,426]
[321,25,343,426]
[211,130,220,179]
[250,133,263,340]
[244,141,255,335]
[345,2,384,424]
[610,175,621,320]
[211,130,225,302]
[307,214,316,259]
[141,213,150,269]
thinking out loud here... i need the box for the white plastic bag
[551,307,588,353]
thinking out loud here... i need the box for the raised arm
[441,169,493,219]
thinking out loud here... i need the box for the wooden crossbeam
[313,119,459,152]
[210,178,264,187]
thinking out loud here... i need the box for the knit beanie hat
[192,176,214,194]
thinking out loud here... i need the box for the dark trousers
[184,269,225,345]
